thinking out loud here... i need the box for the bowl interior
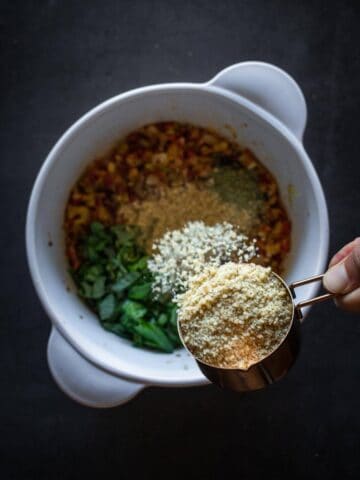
[27,86,328,385]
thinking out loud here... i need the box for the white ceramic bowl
[26,62,329,407]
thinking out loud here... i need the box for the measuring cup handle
[290,274,334,316]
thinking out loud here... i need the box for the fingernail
[323,262,349,293]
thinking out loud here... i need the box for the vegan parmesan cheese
[178,263,293,370]
[148,221,257,296]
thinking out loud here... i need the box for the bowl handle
[208,61,307,141]
[47,327,145,408]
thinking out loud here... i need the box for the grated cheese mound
[148,221,257,296]
[178,263,293,370]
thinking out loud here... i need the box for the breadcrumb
[178,263,293,370]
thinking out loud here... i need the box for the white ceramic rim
[26,82,329,386]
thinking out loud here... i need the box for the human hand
[323,238,360,312]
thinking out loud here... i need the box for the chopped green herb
[102,322,125,336]
[128,256,149,272]
[157,313,168,326]
[168,305,178,327]
[98,294,116,320]
[121,299,147,320]
[128,282,152,300]
[112,272,140,293]
[134,321,174,353]
[72,222,180,353]
[92,276,106,299]
[91,222,105,235]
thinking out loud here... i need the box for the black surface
[2,1,360,479]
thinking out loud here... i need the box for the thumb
[323,238,360,294]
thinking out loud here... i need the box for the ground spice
[117,183,254,252]
[178,263,293,370]
[211,166,264,219]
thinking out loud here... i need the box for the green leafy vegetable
[120,244,140,264]
[91,222,105,235]
[128,282,152,300]
[92,276,106,299]
[157,313,168,326]
[98,294,116,320]
[112,272,140,293]
[128,256,149,272]
[102,322,125,336]
[71,222,181,353]
[121,299,147,320]
[168,305,177,327]
[134,321,174,353]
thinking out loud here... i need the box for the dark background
[1,1,360,478]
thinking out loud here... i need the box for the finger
[329,237,360,268]
[334,287,360,313]
[323,238,360,294]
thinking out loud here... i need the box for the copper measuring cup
[178,273,334,392]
